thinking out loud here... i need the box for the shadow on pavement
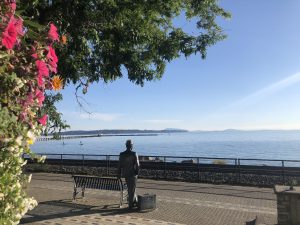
[138,185,275,201]
[20,199,138,224]
[31,173,275,201]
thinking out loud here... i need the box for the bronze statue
[117,140,140,209]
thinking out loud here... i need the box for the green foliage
[0,71,38,223]
[42,93,70,136]
[20,0,230,87]
[0,2,61,223]
[0,2,230,223]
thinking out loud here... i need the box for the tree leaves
[20,0,230,87]
[41,93,70,136]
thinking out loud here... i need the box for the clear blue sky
[56,0,300,131]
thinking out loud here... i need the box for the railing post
[164,156,166,179]
[82,154,85,172]
[282,160,285,185]
[60,154,63,172]
[107,155,110,176]
[238,158,241,184]
[197,157,200,182]
[234,158,237,183]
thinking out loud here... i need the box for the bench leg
[120,190,128,208]
[73,187,77,200]
[82,187,85,198]
[120,190,123,208]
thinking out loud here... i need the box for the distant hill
[164,128,188,132]
[193,129,300,132]
[60,129,188,136]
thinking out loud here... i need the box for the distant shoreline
[38,129,189,141]
[53,129,188,136]
[37,133,162,141]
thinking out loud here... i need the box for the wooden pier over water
[37,133,158,141]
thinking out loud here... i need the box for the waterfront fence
[23,153,300,186]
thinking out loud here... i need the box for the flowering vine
[0,1,63,224]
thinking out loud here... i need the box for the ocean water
[31,130,300,165]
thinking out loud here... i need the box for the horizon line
[60,128,300,132]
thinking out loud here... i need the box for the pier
[37,133,158,141]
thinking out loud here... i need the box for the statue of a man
[117,140,140,209]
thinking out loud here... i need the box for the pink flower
[47,46,58,73]
[31,47,38,59]
[31,53,38,59]
[38,114,48,126]
[35,89,45,106]
[36,60,49,87]
[2,18,17,49]
[48,23,59,42]
[11,16,24,36]
[37,72,43,87]
[10,3,16,11]
[36,60,49,77]
[6,0,17,11]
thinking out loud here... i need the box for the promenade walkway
[21,173,277,225]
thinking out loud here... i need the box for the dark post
[197,157,200,182]
[235,158,237,183]
[282,160,285,185]
[107,155,110,176]
[60,154,63,172]
[164,156,166,179]
[238,159,241,184]
[82,154,85,172]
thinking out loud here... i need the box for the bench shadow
[20,199,138,224]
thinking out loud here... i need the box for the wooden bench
[72,175,127,207]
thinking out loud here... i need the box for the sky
[56,0,300,131]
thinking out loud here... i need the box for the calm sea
[31,130,300,164]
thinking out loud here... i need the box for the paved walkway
[21,173,277,225]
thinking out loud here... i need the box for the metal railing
[23,153,300,186]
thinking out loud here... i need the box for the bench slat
[72,175,126,191]
[72,175,128,208]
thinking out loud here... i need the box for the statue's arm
[135,153,140,175]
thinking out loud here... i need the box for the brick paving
[21,173,277,225]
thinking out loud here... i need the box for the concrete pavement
[21,173,277,225]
